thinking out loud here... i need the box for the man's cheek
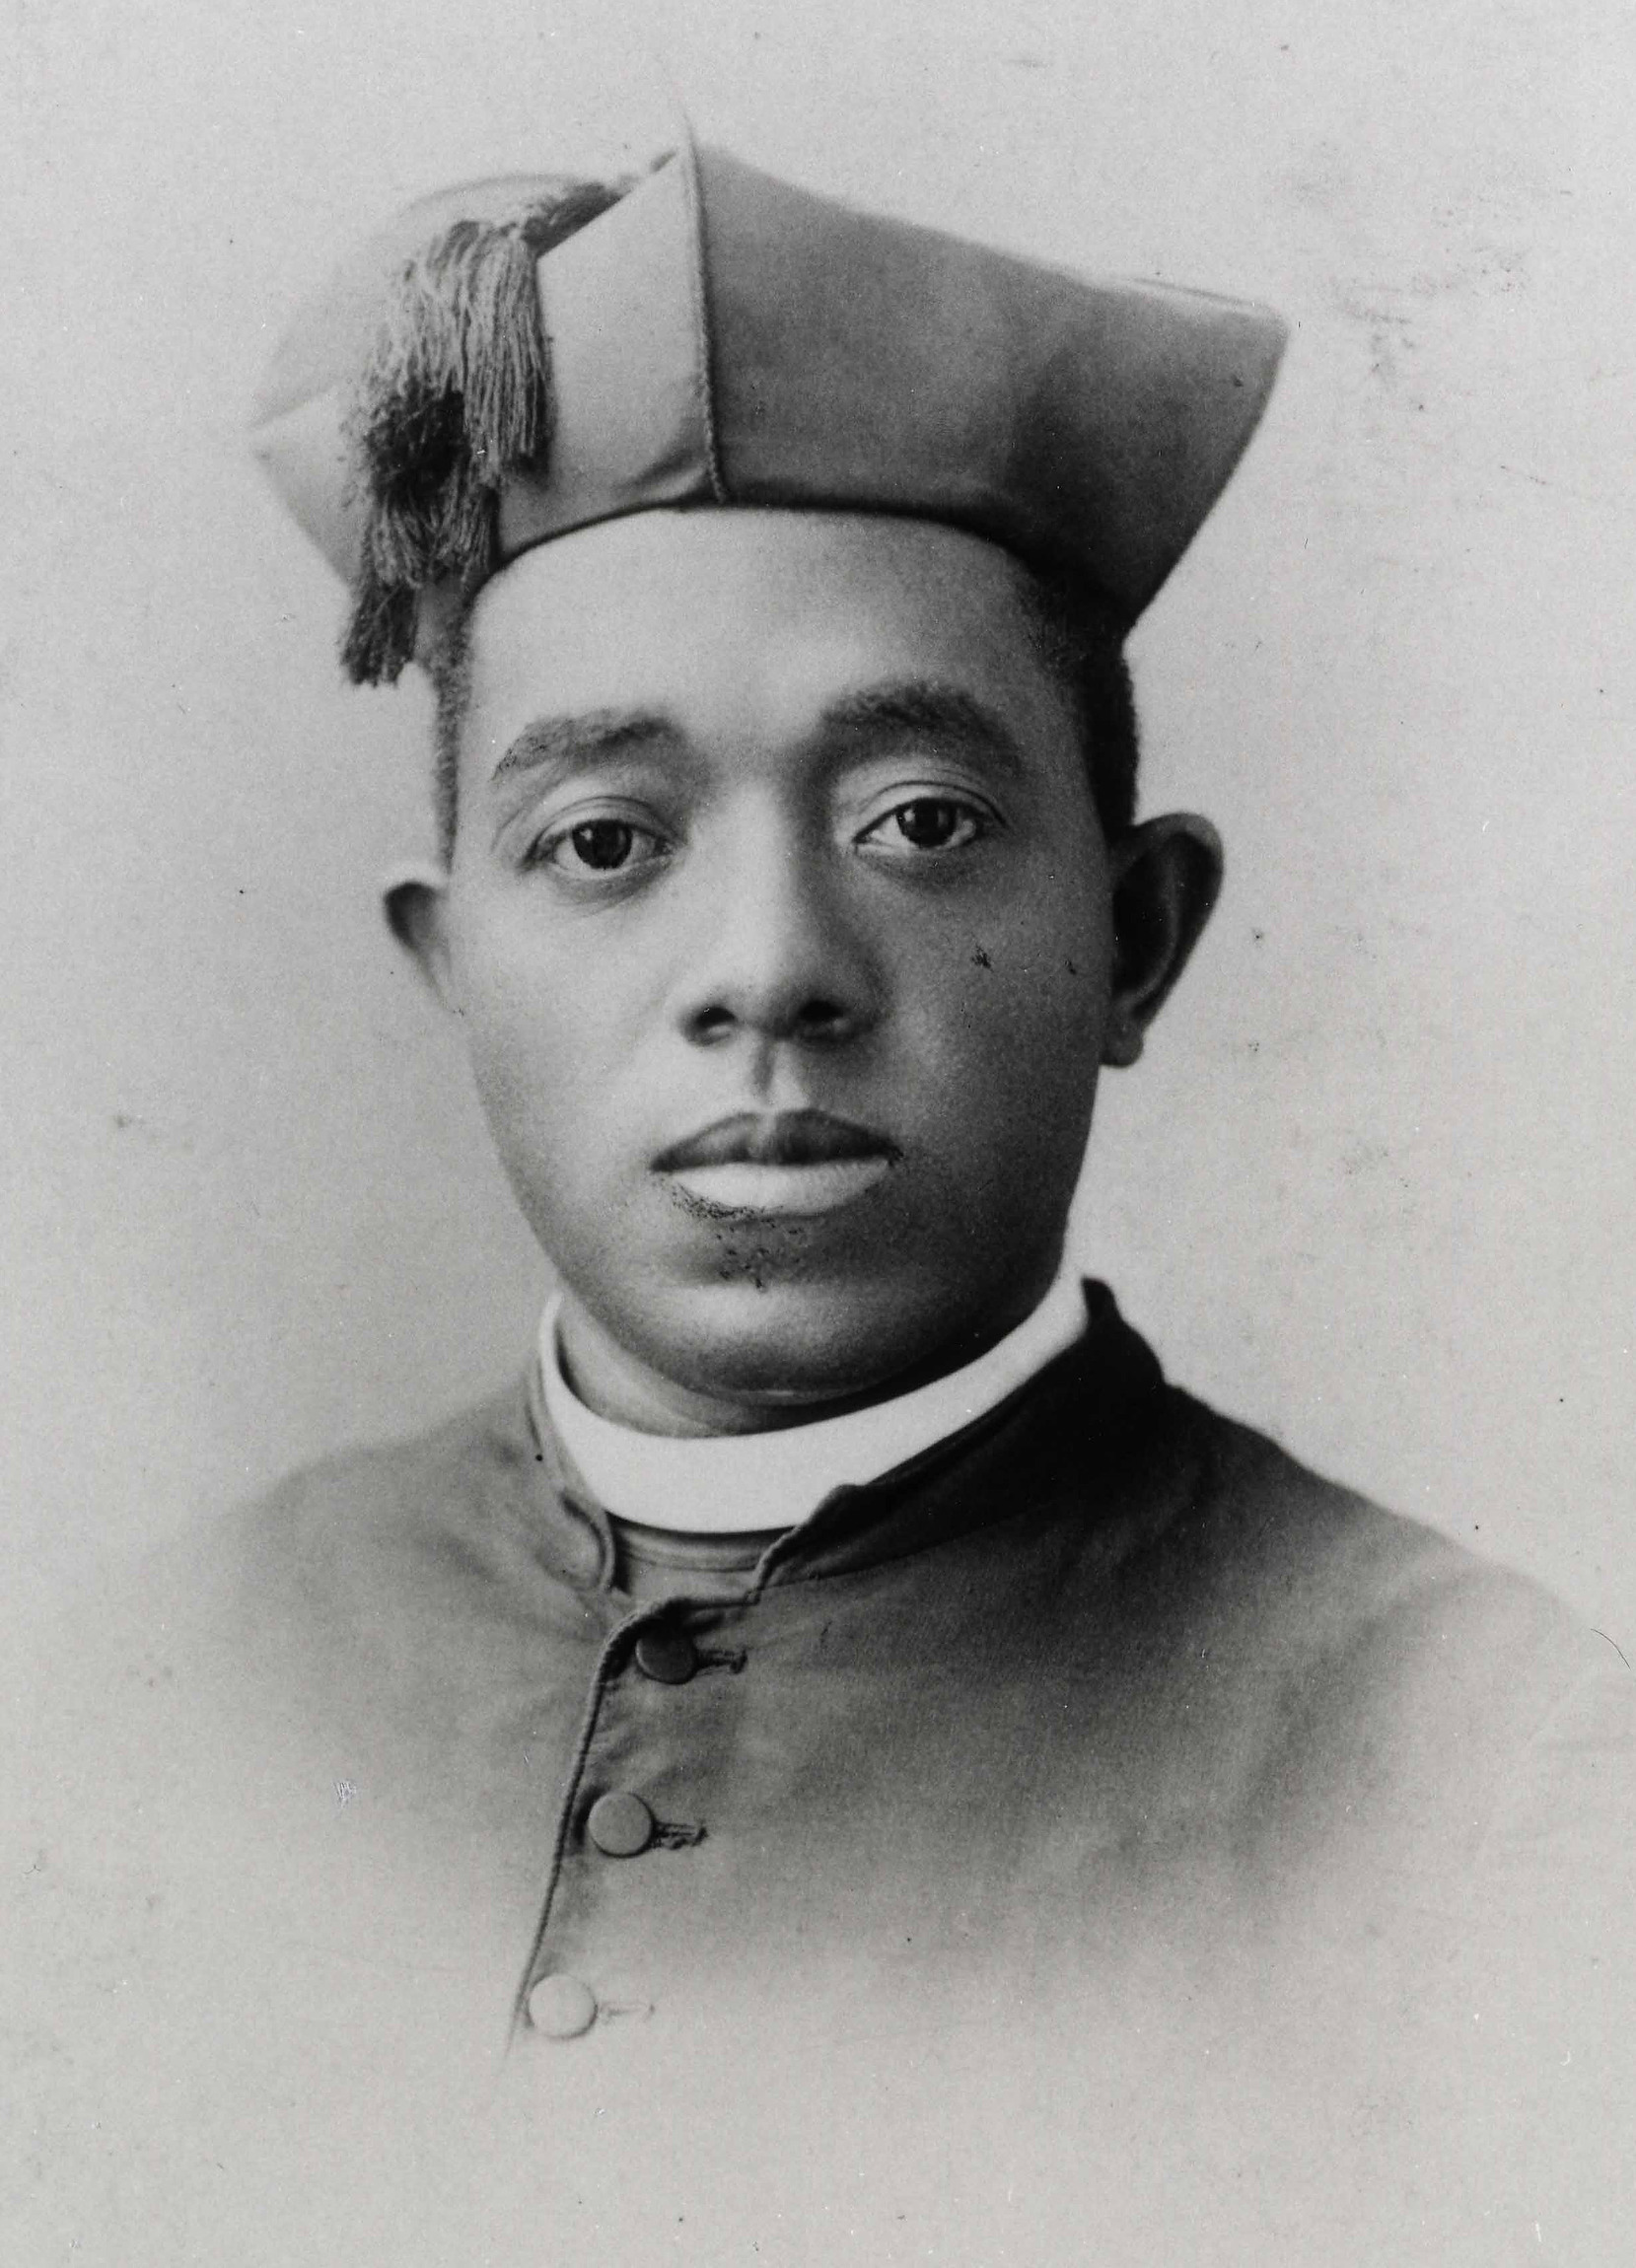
[973,963,1102,1083]
[465,1020,577,1179]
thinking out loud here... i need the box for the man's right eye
[533,817,669,876]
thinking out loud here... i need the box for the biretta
[251,139,1287,680]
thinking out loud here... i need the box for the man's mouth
[653,1110,900,1218]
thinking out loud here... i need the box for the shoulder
[158,1372,551,1668]
[214,1371,539,1598]
[0,1391,543,2256]
[4,1378,540,1829]
[1127,1384,1626,1864]
[1053,1299,1586,1700]
[1144,1382,1595,1678]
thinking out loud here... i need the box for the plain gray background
[2,0,1632,1643]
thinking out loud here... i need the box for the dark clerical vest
[7,1288,1633,2262]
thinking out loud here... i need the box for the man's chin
[610,1272,981,1423]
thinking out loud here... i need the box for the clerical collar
[537,1263,1090,1536]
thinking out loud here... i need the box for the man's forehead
[471,505,1034,633]
[461,508,1059,752]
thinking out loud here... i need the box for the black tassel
[341,217,554,684]
[338,175,642,684]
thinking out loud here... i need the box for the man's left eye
[860,798,985,853]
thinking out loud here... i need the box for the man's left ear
[1101,815,1224,1068]
[381,861,459,1011]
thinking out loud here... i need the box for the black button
[634,1626,698,1684]
[587,1791,655,1857]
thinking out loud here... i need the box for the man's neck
[539,1257,1092,1534]
[553,1263,1066,1439]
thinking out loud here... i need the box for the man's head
[252,139,1281,1428]
[387,506,1220,1433]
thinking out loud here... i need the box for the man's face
[432,509,1118,1422]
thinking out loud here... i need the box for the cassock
[6,1284,1633,2264]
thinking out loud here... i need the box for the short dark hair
[428,607,473,861]
[1014,564,1141,840]
[425,558,1138,862]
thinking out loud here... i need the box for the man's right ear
[381,863,460,1011]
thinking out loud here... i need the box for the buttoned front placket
[506,1291,1159,2053]
[511,1375,778,2049]
[512,1592,755,2044]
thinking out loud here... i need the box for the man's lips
[653,1110,900,1219]
[652,1109,899,1173]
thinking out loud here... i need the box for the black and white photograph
[3,3,1633,2259]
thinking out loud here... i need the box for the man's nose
[672,817,881,1050]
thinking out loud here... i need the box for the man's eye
[536,817,667,875]
[861,798,985,853]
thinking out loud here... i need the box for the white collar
[537,1260,1089,1535]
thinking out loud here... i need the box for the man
[6,137,1632,2266]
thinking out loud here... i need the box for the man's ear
[381,862,460,1011]
[1101,815,1224,1068]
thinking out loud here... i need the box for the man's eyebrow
[818,680,1028,774]
[490,710,676,786]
